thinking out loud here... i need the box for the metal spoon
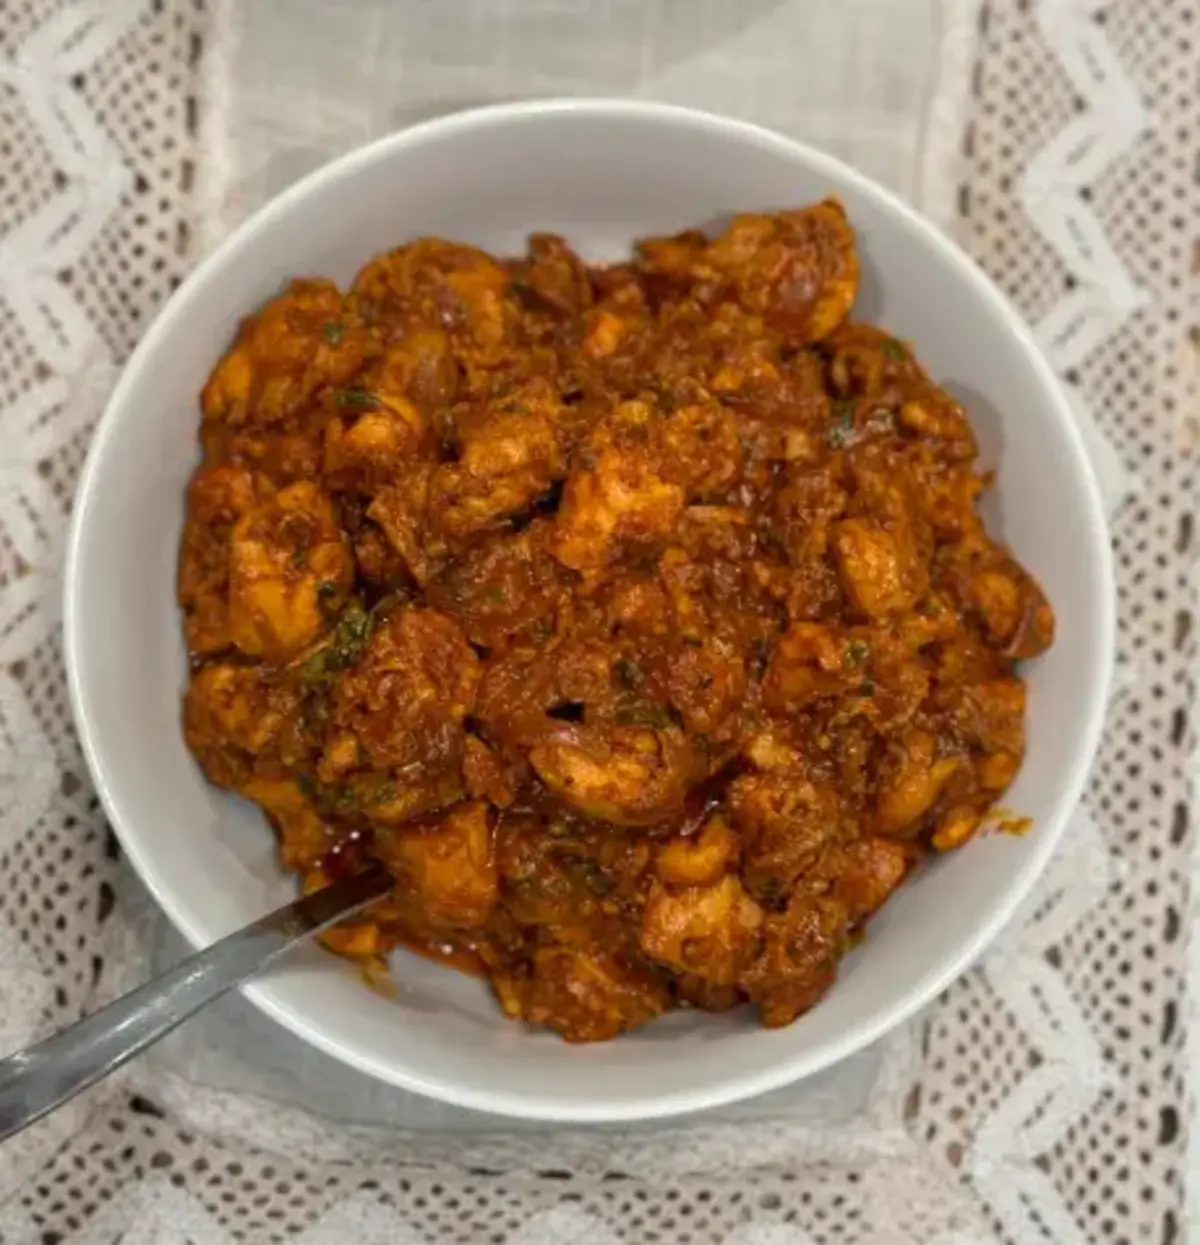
[0,863,393,1142]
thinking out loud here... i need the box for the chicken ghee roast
[180,200,1054,1042]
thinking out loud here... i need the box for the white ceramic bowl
[65,99,1114,1122]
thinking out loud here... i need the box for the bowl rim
[64,96,1116,1122]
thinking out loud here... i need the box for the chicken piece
[186,462,263,525]
[554,389,741,573]
[580,271,651,363]
[741,724,805,773]
[529,722,703,827]
[384,801,497,929]
[658,396,744,501]
[874,730,960,836]
[353,523,408,587]
[674,975,744,1013]
[636,229,709,281]
[677,503,758,560]
[1006,575,1055,659]
[553,400,685,571]
[931,805,982,852]
[666,636,747,737]
[426,521,569,651]
[701,200,858,342]
[968,568,1022,644]
[834,518,920,617]
[461,733,517,807]
[351,238,514,353]
[897,396,974,444]
[828,837,910,923]
[582,308,633,360]
[641,875,764,985]
[493,947,668,1043]
[183,662,300,789]
[473,634,620,761]
[727,769,842,904]
[823,323,895,398]
[977,748,1020,792]
[852,638,932,732]
[368,463,452,587]
[495,815,602,932]
[377,328,459,413]
[201,279,372,428]
[316,914,385,961]
[471,647,562,757]
[323,389,425,485]
[656,817,739,888]
[601,573,673,636]
[839,442,932,613]
[956,551,1055,659]
[178,465,266,655]
[654,546,714,643]
[516,233,593,317]
[772,512,846,625]
[960,677,1027,757]
[328,607,480,786]
[740,895,848,1027]
[239,777,332,872]
[184,662,296,760]
[430,378,566,539]
[763,622,857,711]
[227,481,352,660]
[296,862,400,959]
[679,301,794,405]
[773,464,849,563]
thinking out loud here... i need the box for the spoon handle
[0,864,392,1142]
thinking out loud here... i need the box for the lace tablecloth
[0,1,1195,1241]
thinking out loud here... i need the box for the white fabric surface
[0,0,1194,1241]
[202,0,969,248]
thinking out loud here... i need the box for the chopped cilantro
[298,603,374,682]
[298,650,329,683]
[827,402,855,448]
[762,525,787,555]
[331,784,359,812]
[882,338,905,361]
[334,387,377,410]
[613,657,643,690]
[323,321,345,345]
[485,586,507,604]
[295,772,357,816]
[651,379,681,411]
[846,639,871,667]
[370,781,398,806]
[858,679,876,697]
[614,703,673,730]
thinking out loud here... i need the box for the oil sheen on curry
[180,200,1054,1042]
